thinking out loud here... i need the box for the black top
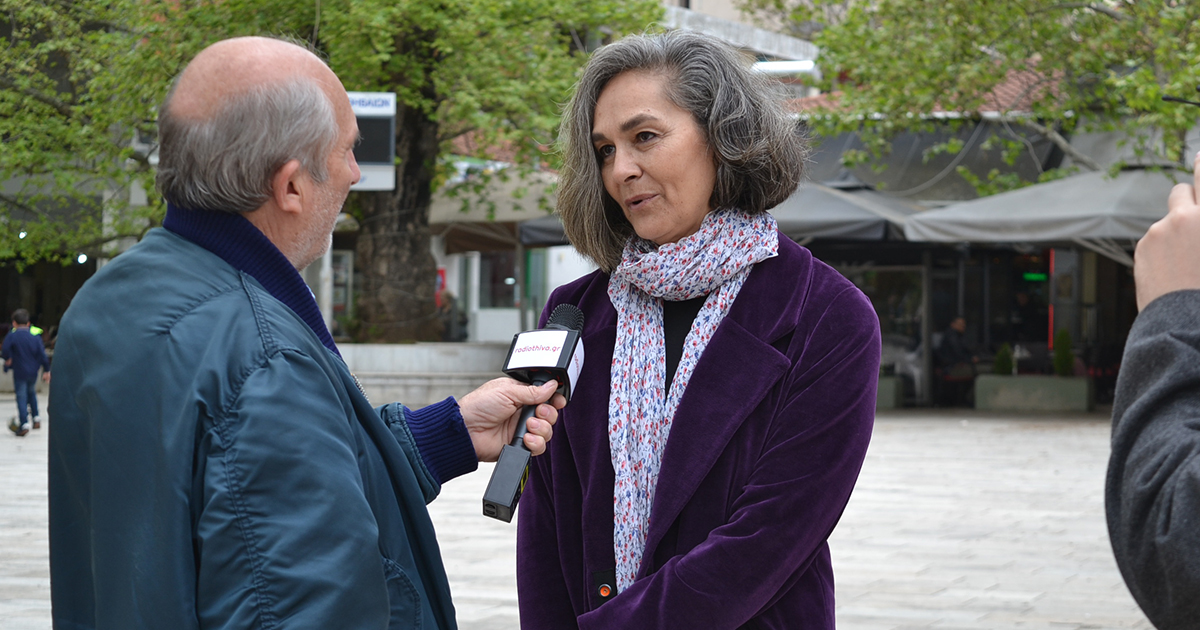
[937,328,974,366]
[663,296,707,396]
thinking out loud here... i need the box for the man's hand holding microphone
[482,304,585,522]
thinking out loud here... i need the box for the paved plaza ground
[0,395,1152,629]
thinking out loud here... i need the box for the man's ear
[270,159,306,216]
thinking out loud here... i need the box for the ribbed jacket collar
[162,203,340,358]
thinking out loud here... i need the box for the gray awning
[904,167,1184,243]
[519,214,567,247]
[770,177,922,241]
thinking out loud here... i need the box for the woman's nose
[611,148,641,181]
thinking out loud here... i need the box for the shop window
[480,250,517,308]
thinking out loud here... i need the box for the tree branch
[998,115,1102,171]
[46,0,143,36]
[0,191,52,221]
[438,125,477,145]
[126,149,154,171]
[1045,3,1128,21]
[0,76,75,119]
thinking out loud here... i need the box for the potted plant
[1053,329,1075,377]
[975,331,1092,412]
[993,343,1015,376]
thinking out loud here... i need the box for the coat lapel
[572,286,792,580]
[570,321,618,485]
[567,301,622,574]
[636,241,809,573]
[638,316,790,569]
[563,237,812,581]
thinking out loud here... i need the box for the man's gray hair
[557,30,808,272]
[156,77,339,213]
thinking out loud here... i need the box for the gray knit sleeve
[1107,289,1200,629]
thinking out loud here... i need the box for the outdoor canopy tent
[519,214,568,247]
[770,175,922,242]
[903,167,1186,266]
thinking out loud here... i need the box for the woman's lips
[625,193,656,209]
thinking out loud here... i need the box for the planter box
[877,375,903,409]
[974,374,1092,412]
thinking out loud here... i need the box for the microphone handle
[511,372,553,448]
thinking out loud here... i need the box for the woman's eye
[635,131,656,143]
[596,145,615,159]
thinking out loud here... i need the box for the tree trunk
[353,97,443,343]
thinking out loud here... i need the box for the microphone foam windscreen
[548,303,585,331]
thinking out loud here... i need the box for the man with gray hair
[48,37,562,630]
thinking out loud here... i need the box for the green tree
[318,0,661,341]
[1,0,661,340]
[739,0,1200,188]
[0,1,166,266]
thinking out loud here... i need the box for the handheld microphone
[482,303,585,522]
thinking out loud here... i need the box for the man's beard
[292,182,344,270]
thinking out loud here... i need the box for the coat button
[597,584,613,598]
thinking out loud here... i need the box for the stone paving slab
[828,411,1150,630]
[0,399,1154,629]
[0,393,51,630]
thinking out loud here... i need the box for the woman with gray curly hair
[516,30,880,628]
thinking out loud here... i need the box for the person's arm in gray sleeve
[1107,154,1200,628]
[1107,290,1200,628]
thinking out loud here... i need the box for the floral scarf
[607,208,779,591]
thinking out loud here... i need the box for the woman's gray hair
[557,30,808,272]
[156,77,339,213]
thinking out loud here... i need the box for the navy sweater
[1,327,50,382]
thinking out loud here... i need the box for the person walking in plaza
[1107,151,1200,629]
[516,31,880,629]
[2,308,50,436]
[48,37,562,630]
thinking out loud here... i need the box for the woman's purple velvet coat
[516,235,881,629]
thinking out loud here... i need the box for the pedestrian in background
[2,308,51,436]
[437,289,469,342]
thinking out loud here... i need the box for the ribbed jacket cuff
[406,397,478,484]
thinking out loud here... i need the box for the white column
[319,248,334,330]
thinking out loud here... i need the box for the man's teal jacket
[49,228,469,629]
